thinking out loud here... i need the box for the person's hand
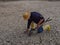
[24,29,29,33]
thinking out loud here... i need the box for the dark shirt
[27,12,45,29]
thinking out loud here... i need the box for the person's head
[23,12,30,20]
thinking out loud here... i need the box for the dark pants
[37,26,43,33]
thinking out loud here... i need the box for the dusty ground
[0,1,60,45]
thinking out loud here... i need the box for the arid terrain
[0,1,60,45]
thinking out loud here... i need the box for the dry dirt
[0,1,60,45]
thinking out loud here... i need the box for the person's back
[29,12,45,24]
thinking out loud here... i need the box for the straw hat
[23,12,30,20]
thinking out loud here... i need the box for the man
[23,11,45,33]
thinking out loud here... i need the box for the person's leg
[37,18,45,33]
[37,25,43,33]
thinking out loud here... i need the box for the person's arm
[26,19,32,31]
[36,19,44,29]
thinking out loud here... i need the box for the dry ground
[0,1,60,45]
